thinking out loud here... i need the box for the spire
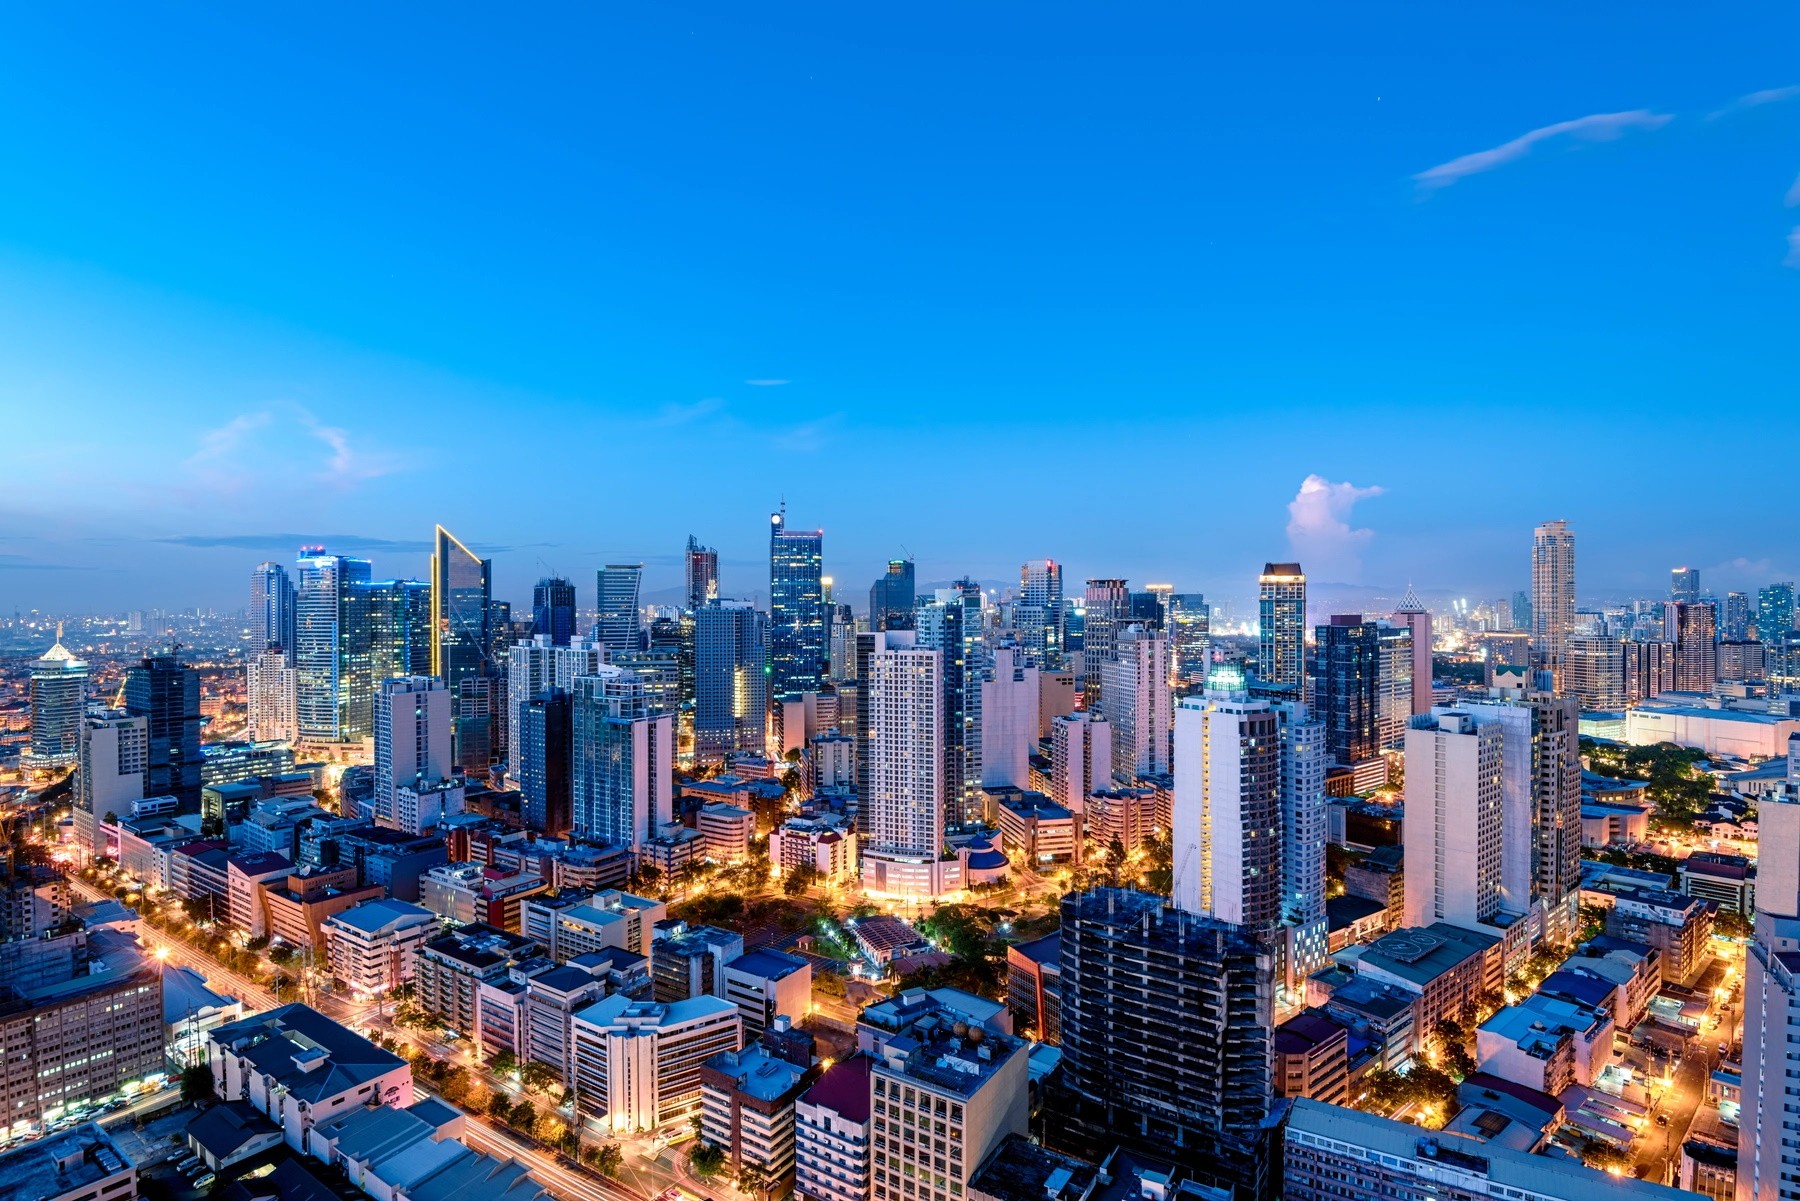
[1396,583,1426,614]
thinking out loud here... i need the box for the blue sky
[2,4,1797,615]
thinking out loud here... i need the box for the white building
[769,814,858,883]
[1097,624,1171,779]
[979,645,1038,790]
[1402,711,1504,930]
[1738,743,1800,1201]
[246,646,299,744]
[519,889,664,963]
[696,802,755,862]
[1390,587,1433,716]
[373,676,453,829]
[392,779,465,837]
[76,711,147,854]
[323,898,439,997]
[1048,712,1111,811]
[700,1041,813,1192]
[1172,674,1281,932]
[506,634,609,782]
[1375,623,1415,750]
[722,948,812,1040]
[1277,700,1330,998]
[794,1055,872,1201]
[1625,703,1800,759]
[572,667,673,853]
[570,994,742,1133]
[861,632,956,898]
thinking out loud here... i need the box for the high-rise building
[505,634,608,781]
[1049,713,1112,809]
[916,583,985,826]
[1172,672,1281,931]
[1402,710,1504,930]
[595,564,645,656]
[869,559,916,632]
[695,601,769,761]
[1738,743,1800,1201]
[1665,601,1718,693]
[518,688,572,837]
[1375,623,1415,751]
[1017,559,1064,668]
[1669,566,1700,606]
[1080,579,1130,708]
[26,628,86,770]
[249,562,297,662]
[1097,625,1171,779]
[979,645,1038,791]
[1530,521,1576,687]
[340,578,432,742]
[1624,639,1677,704]
[770,508,827,700]
[1723,591,1752,642]
[430,525,492,696]
[295,548,372,742]
[1314,616,1380,768]
[373,677,454,829]
[75,711,146,850]
[571,668,672,851]
[1052,888,1273,1199]
[532,577,577,647]
[1258,564,1307,690]
[1391,586,1433,715]
[246,646,299,743]
[1275,699,1330,995]
[685,536,719,612]
[1167,592,1210,686]
[124,652,202,807]
[859,631,949,897]
[1759,582,1796,644]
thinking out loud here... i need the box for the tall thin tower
[1257,564,1307,689]
[1530,521,1576,689]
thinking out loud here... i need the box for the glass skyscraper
[27,627,86,770]
[594,564,644,656]
[431,524,492,695]
[571,668,671,849]
[1761,582,1796,644]
[249,562,297,663]
[916,580,985,826]
[1257,563,1307,689]
[695,599,769,760]
[769,507,825,699]
[124,652,203,805]
[296,548,373,742]
[685,535,718,611]
[869,558,916,632]
[341,578,432,742]
[532,576,577,647]
[519,687,573,837]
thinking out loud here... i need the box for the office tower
[1624,639,1677,703]
[26,628,85,770]
[1054,888,1273,1199]
[246,646,299,743]
[1511,589,1532,631]
[124,652,202,806]
[518,689,573,837]
[295,547,372,742]
[595,564,645,655]
[1375,623,1414,751]
[770,507,827,700]
[505,634,608,781]
[430,524,493,695]
[1017,558,1064,667]
[1080,579,1130,707]
[1049,713,1112,809]
[1172,673,1281,930]
[916,583,985,826]
[980,645,1039,790]
[1258,563,1307,689]
[1669,566,1700,605]
[1719,640,1768,683]
[1275,699,1330,994]
[1565,637,1627,710]
[1665,601,1718,693]
[1314,616,1380,768]
[615,643,681,718]
[1402,711,1503,929]
[340,578,432,742]
[859,632,947,896]
[868,559,916,632]
[1530,521,1576,687]
[532,577,577,646]
[680,535,718,612]
[77,711,146,825]
[1167,592,1210,686]
[571,668,672,851]
[1391,585,1433,714]
[1723,591,1751,642]
[1739,750,1800,1201]
[1097,625,1172,778]
[249,562,297,662]
[1760,582,1796,644]
[451,674,503,779]
[1129,589,1167,627]
[374,677,453,828]
[695,601,769,761]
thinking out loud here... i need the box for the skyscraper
[1274,699,1330,995]
[124,652,202,806]
[26,628,86,771]
[532,577,577,647]
[373,676,453,828]
[1664,601,1718,693]
[341,578,431,741]
[595,564,644,655]
[1172,671,1281,931]
[518,688,573,837]
[1017,558,1064,667]
[695,600,769,761]
[769,508,826,700]
[1390,585,1432,715]
[245,646,298,743]
[1530,521,1576,687]
[249,562,297,663]
[860,631,948,897]
[1081,579,1130,708]
[1374,623,1415,751]
[1759,582,1796,644]
[1167,592,1210,687]
[571,667,672,850]
[916,582,985,826]
[1257,563,1307,689]
[979,645,1039,791]
[1669,566,1700,605]
[1097,624,1172,779]
[1402,710,1504,930]
[1723,591,1752,642]
[296,547,372,742]
[685,535,719,612]
[869,559,916,632]
[1314,616,1380,769]
[506,634,609,781]
[430,525,493,696]
[1738,741,1800,1201]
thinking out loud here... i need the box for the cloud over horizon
[1414,110,1672,192]
[1286,474,1384,582]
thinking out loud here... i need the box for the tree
[519,1059,561,1095]
[585,1141,623,1177]
[689,1142,727,1178]
[244,935,270,951]
[268,945,295,966]
[1102,837,1128,886]
[487,1092,514,1121]
[783,862,821,897]
[508,1100,538,1133]
[490,1049,518,1076]
[438,1066,470,1105]
[737,1161,773,1198]
[180,1063,216,1102]
[1582,1142,1632,1174]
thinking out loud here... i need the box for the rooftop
[186,1100,280,1159]
[0,1122,131,1201]
[1356,923,1498,987]
[702,1043,810,1103]
[1008,931,1061,967]
[326,897,437,934]
[727,948,810,981]
[800,1054,873,1123]
[969,1132,1098,1201]
[208,1003,406,1104]
[164,962,237,1023]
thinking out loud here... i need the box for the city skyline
[3,7,1799,609]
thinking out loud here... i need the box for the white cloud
[1413,110,1672,193]
[179,406,402,495]
[1710,84,1800,118]
[650,397,726,426]
[1786,171,1800,208]
[1788,227,1800,269]
[744,378,790,387]
[1286,474,1384,581]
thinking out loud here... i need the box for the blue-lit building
[917,580,985,826]
[520,688,573,837]
[695,600,768,761]
[533,576,577,647]
[296,548,372,742]
[769,508,825,699]
[249,561,297,662]
[1761,582,1796,643]
[125,652,203,806]
[595,564,645,656]
[341,578,431,741]
[572,669,671,850]
[430,525,492,696]
[869,558,916,632]
[1315,615,1381,768]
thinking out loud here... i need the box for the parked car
[194,1173,216,1189]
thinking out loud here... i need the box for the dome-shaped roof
[965,847,1008,870]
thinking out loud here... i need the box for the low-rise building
[420,861,549,931]
[207,1003,412,1151]
[521,965,609,1092]
[1004,932,1062,1045]
[700,1042,817,1193]
[414,924,540,1040]
[1340,923,1501,1043]
[651,921,744,1002]
[1580,801,1650,849]
[1556,936,1659,1030]
[1604,888,1715,986]
[724,948,813,1040]
[994,794,1080,866]
[259,865,384,952]
[770,814,859,883]
[696,802,756,862]
[184,1099,283,1173]
[795,1053,873,1201]
[571,994,742,1133]
[519,889,664,963]
[224,851,292,936]
[1679,852,1755,916]
[966,1132,1099,1201]
[1274,1011,1350,1105]
[1082,787,1157,854]
[1475,993,1614,1095]
[0,1121,137,1201]
[847,916,927,969]
[322,898,439,996]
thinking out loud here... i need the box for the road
[1632,950,1745,1183]
[417,1083,647,1201]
